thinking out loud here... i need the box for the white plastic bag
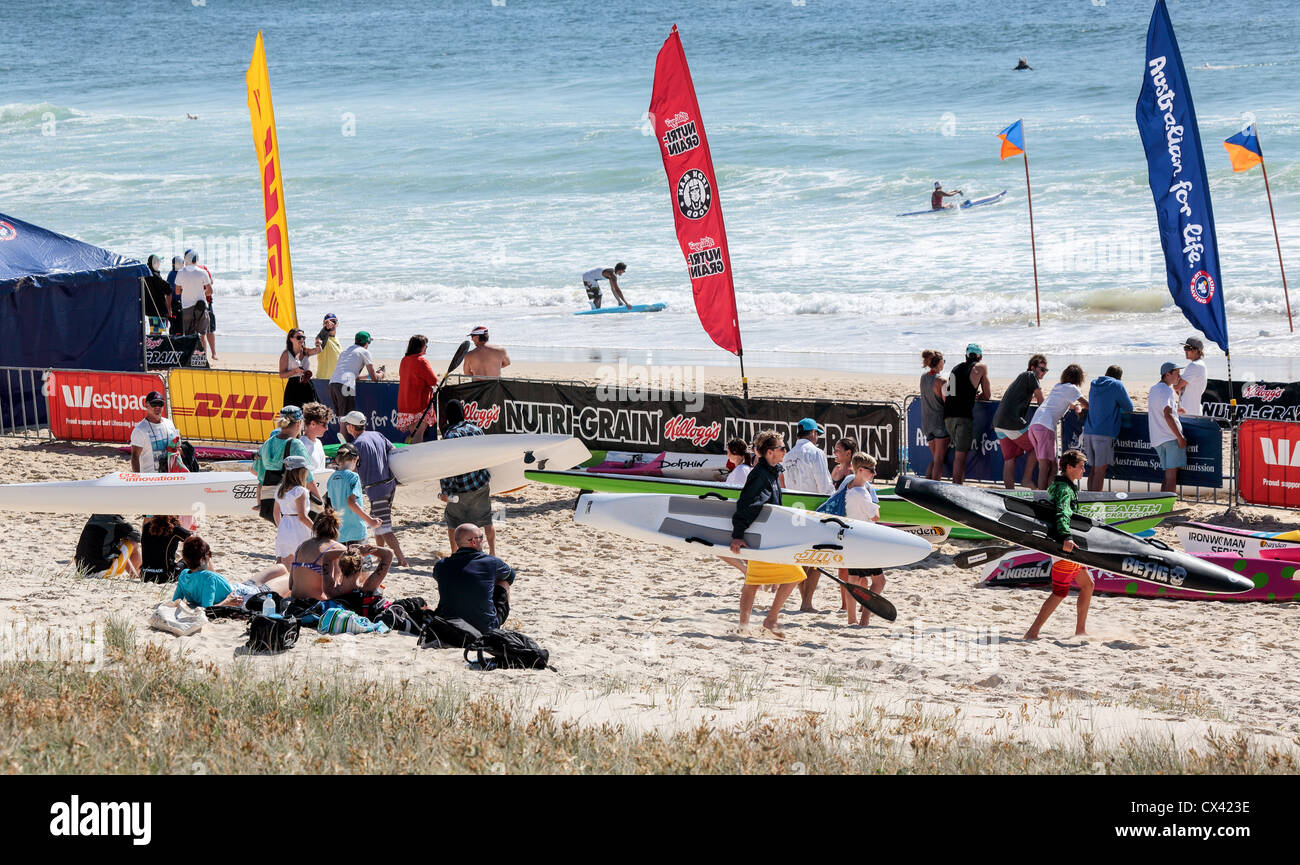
[149,600,207,637]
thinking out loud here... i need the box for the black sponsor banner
[145,334,208,370]
[1203,378,1300,425]
[441,379,902,479]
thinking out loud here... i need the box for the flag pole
[1256,133,1293,332]
[1023,151,1041,327]
[738,351,749,401]
[1226,350,1238,513]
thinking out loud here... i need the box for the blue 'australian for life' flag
[1135,0,1229,353]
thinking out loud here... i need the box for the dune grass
[0,638,1293,774]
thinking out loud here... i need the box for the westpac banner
[1239,420,1300,508]
[47,370,168,442]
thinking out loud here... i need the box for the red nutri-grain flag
[649,25,742,356]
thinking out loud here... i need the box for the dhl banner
[169,369,283,443]
[246,31,298,333]
[47,370,168,443]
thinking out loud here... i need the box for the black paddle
[814,568,897,622]
[951,507,1192,569]
[407,340,472,444]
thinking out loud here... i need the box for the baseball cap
[469,326,489,336]
[184,249,198,264]
[145,391,165,406]
[282,455,310,471]
[797,418,825,434]
[966,343,983,356]
[1160,362,1181,376]
[342,410,367,427]
[1183,336,1204,351]
[354,331,371,345]
[323,313,338,323]
[280,405,303,421]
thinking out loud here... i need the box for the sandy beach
[4,361,1298,763]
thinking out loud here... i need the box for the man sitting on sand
[433,523,515,633]
[1024,450,1093,641]
[463,325,511,378]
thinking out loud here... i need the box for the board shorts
[1026,423,1057,461]
[182,302,210,335]
[1080,433,1115,468]
[1156,440,1187,470]
[367,490,395,536]
[997,430,1035,460]
[925,429,950,443]
[744,560,807,586]
[848,567,883,578]
[943,416,974,451]
[445,483,492,528]
[328,381,355,421]
[1050,559,1085,598]
[395,410,425,433]
[584,281,602,308]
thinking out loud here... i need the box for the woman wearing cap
[315,314,341,381]
[253,406,312,523]
[273,455,315,570]
[279,327,321,410]
[396,334,439,442]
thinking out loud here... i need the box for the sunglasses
[147,401,165,408]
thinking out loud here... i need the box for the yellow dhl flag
[245,31,298,333]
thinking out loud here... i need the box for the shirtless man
[581,263,628,309]
[932,182,963,210]
[462,326,511,378]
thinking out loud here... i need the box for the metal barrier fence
[0,366,51,439]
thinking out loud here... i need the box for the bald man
[432,523,516,632]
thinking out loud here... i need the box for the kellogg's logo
[1189,270,1216,305]
[663,414,720,447]
[686,236,726,279]
[1242,384,1285,402]
[463,400,500,430]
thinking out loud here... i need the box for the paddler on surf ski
[1023,449,1094,641]
[931,181,963,211]
[729,430,805,640]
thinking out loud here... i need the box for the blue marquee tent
[0,213,148,430]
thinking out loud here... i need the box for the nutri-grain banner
[441,378,901,479]
[47,370,168,442]
[1239,419,1300,508]
[1203,378,1300,425]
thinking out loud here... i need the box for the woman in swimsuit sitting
[289,509,348,601]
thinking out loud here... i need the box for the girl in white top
[273,457,315,569]
[723,437,755,487]
[1028,364,1088,490]
[839,453,884,626]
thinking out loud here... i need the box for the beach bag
[815,483,848,517]
[465,629,553,671]
[317,607,389,635]
[418,616,482,649]
[375,604,420,635]
[149,600,207,637]
[245,614,301,652]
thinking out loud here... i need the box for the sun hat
[342,410,367,427]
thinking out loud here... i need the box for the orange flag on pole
[245,31,298,333]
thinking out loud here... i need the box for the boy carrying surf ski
[1024,449,1093,640]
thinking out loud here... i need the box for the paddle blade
[817,569,897,622]
[953,545,1013,570]
[447,339,472,375]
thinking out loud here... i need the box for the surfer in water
[1023,450,1093,641]
[931,182,963,211]
[1013,56,1032,71]
[582,263,628,309]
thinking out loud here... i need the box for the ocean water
[1,0,1298,379]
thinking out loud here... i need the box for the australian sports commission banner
[441,378,902,479]
[906,398,1222,487]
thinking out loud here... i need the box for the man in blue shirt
[433,523,515,632]
[341,410,407,567]
[439,399,497,555]
[1080,365,1134,491]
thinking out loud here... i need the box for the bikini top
[290,541,343,592]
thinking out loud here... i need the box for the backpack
[465,628,553,671]
[180,440,202,473]
[245,614,301,653]
[418,616,482,649]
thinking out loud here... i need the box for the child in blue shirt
[326,444,379,544]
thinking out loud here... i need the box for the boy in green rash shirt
[1024,450,1093,640]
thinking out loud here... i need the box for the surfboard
[893,475,1252,594]
[573,303,667,316]
[588,451,732,481]
[116,445,255,461]
[896,190,1008,217]
[1172,522,1300,556]
[525,469,1175,537]
[573,492,934,569]
[981,549,1300,602]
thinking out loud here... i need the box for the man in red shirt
[397,334,439,442]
